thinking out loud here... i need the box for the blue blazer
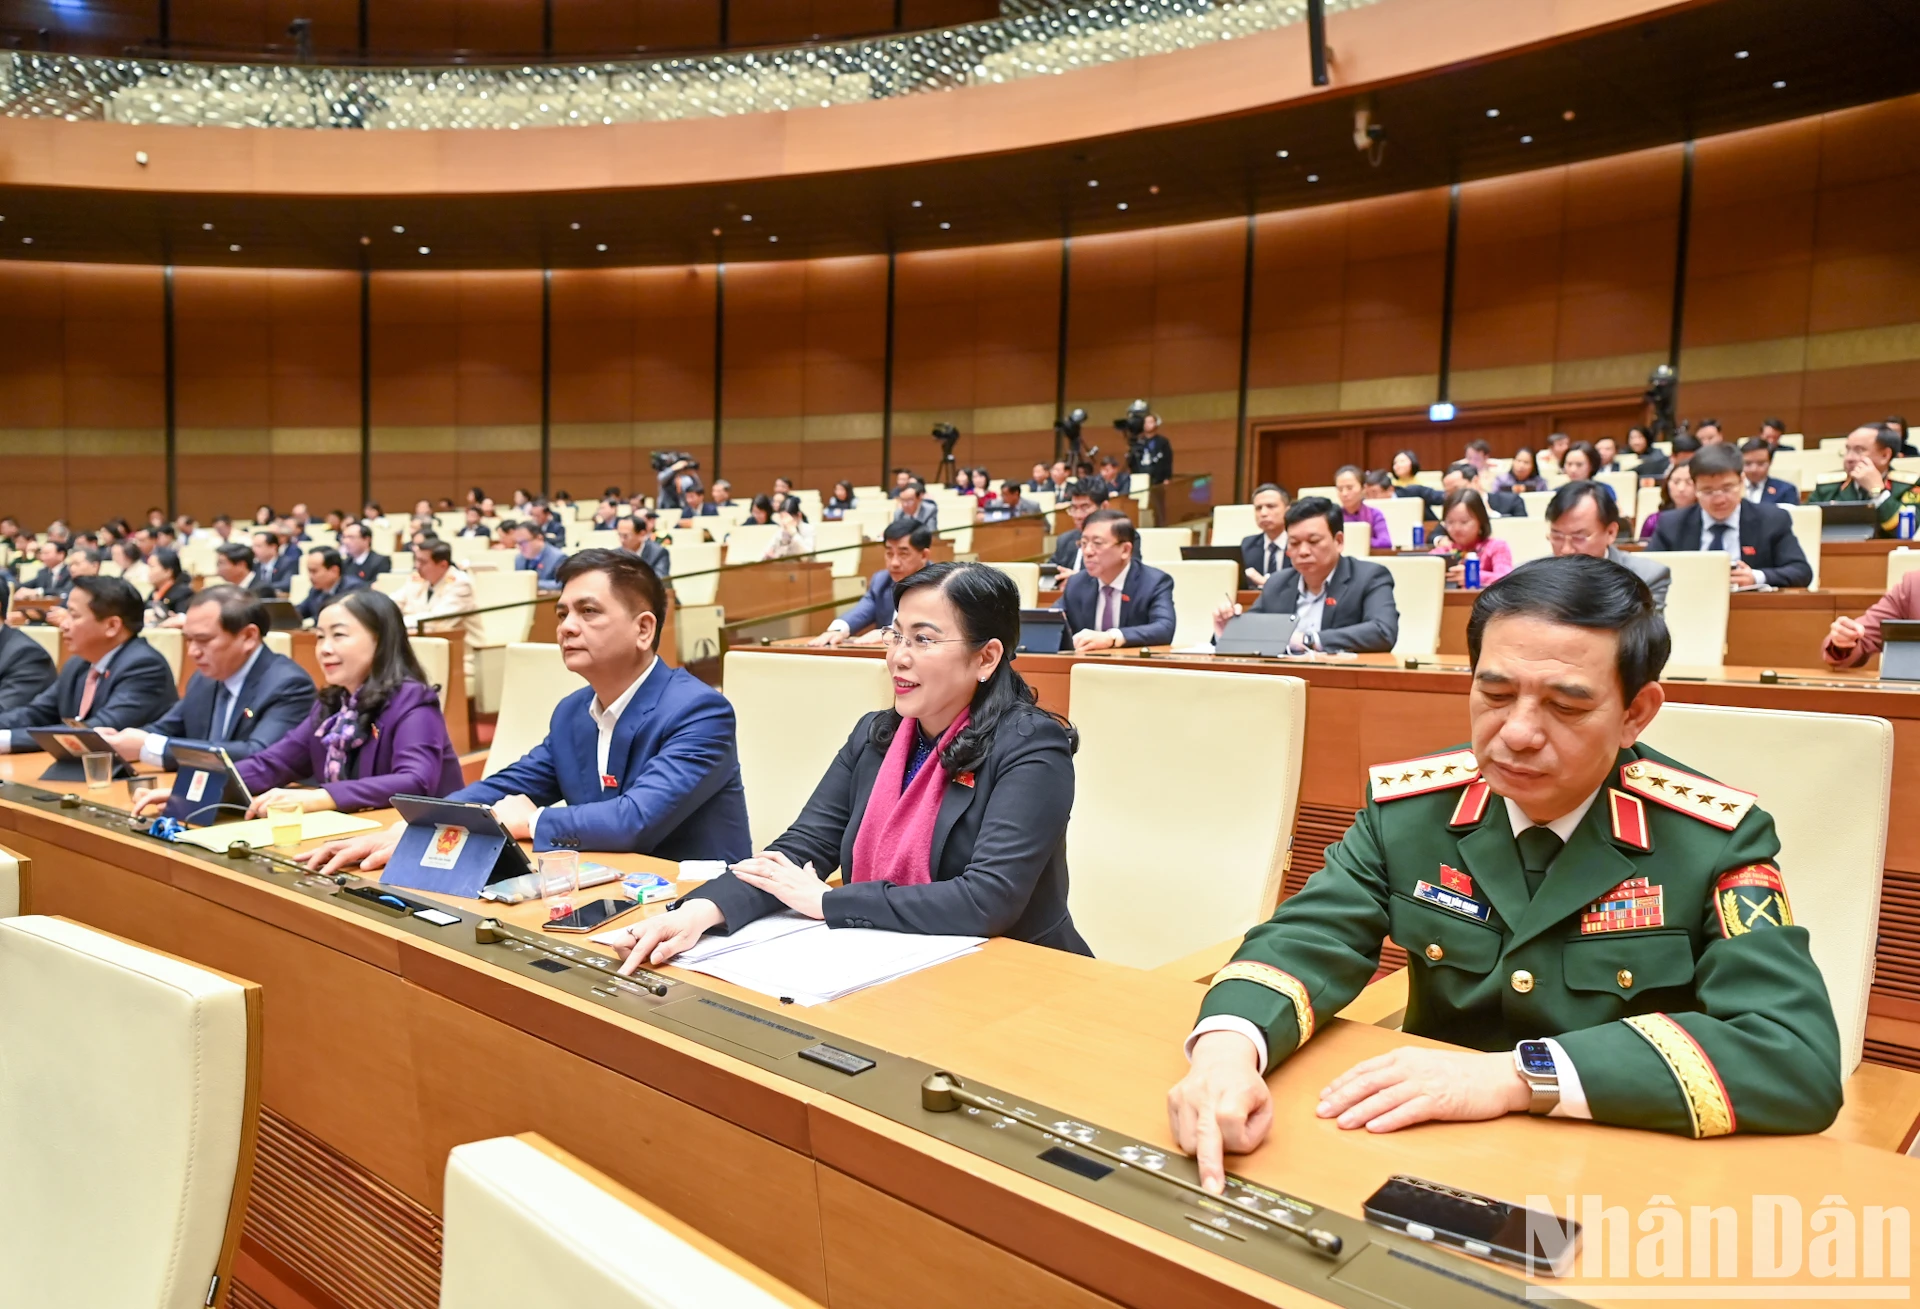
[142,647,318,768]
[515,544,568,588]
[0,625,57,713]
[262,548,301,594]
[0,637,179,735]
[453,662,751,861]
[839,567,897,635]
[1053,558,1176,646]
[296,573,368,623]
[1752,477,1801,506]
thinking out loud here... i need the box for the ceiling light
[1486,108,1499,118]
[21,237,32,244]
[1117,202,1128,211]
[1520,135,1533,144]
[1306,174,1319,182]
[939,221,950,229]
[1149,185,1160,195]
[1276,149,1289,158]
[596,243,607,252]
[570,222,581,230]
[392,225,404,233]
[711,227,722,237]
[768,234,778,242]
[1772,80,1786,89]
[1562,110,1576,121]
[229,243,240,252]
[1735,49,1749,59]
[1088,180,1099,188]
[911,200,922,207]
[418,246,430,254]
[359,236,371,246]
[742,214,753,222]
[202,222,213,230]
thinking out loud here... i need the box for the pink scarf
[850,710,971,887]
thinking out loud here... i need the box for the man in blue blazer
[511,522,569,589]
[252,528,301,595]
[0,624,57,713]
[98,586,316,771]
[1741,438,1801,506]
[810,518,933,646]
[0,577,179,751]
[300,549,751,876]
[1052,509,1177,649]
[1650,442,1812,588]
[295,548,370,623]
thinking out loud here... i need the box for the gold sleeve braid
[1623,1013,1737,1138]
[1209,961,1315,1045]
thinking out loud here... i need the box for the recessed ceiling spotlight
[1520,135,1533,144]
[1735,49,1749,58]
[768,235,778,242]
[1486,108,1499,118]
[360,235,371,246]
[570,222,581,230]
[1276,149,1289,158]
[1117,202,1128,211]
[596,243,607,252]
[418,246,430,254]
[1149,185,1160,195]
[202,222,213,230]
[711,227,722,237]
[1772,80,1786,89]
[742,214,753,222]
[1306,173,1319,182]
[911,200,922,208]
[392,225,405,233]
[229,243,240,252]
[1088,180,1099,188]
[939,221,951,230]
[21,236,32,244]
[1562,109,1576,121]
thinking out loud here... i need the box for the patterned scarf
[319,690,362,783]
[849,710,970,888]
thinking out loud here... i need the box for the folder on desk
[645,911,983,1005]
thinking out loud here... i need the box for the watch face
[1519,1041,1557,1076]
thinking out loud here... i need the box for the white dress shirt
[1254,532,1285,577]
[1291,580,1330,649]
[524,659,656,844]
[141,645,264,767]
[1183,788,1598,1120]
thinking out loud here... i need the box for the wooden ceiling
[0,0,1915,268]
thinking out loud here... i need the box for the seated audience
[612,561,1088,970]
[339,521,391,584]
[1332,465,1391,549]
[253,529,299,595]
[894,481,939,532]
[1462,439,1492,474]
[1389,450,1422,487]
[1097,455,1128,495]
[143,548,196,626]
[214,541,272,595]
[1823,570,1920,669]
[20,539,72,600]
[1625,425,1669,482]
[1649,442,1811,587]
[457,506,491,539]
[1541,431,1572,474]
[1445,462,1526,518]
[1806,423,1919,536]
[392,539,484,667]
[744,494,776,526]
[297,547,369,623]
[1214,497,1398,654]
[1542,480,1670,611]
[138,589,460,818]
[813,520,934,646]
[1558,441,1605,485]
[770,475,793,504]
[0,577,179,748]
[824,480,857,519]
[980,481,1043,523]
[1047,460,1071,496]
[1053,510,1175,650]
[0,623,57,712]
[1492,448,1545,494]
[710,479,735,508]
[526,500,568,547]
[1740,437,1800,506]
[762,497,816,560]
[252,503,276,527]
[615,513,671,578]
[512,521,568,588]
[304,550,750,874]
[1593,436,1622,473]
[101,586,316,770]
[1025,463,1051,492]
[1695,418,1726,445]
[1759,418,1789,451]
[964,468,992,498]
[1237,483,1291,587]
[676,479,719,521]
[1890,415,1918,458]
[888,468,915,499]
[1639,460,1695,540]
[1430,488,1514,588]
[1050,479,1108,575]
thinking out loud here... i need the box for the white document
[670,914,983,1005]
[654,909,822,964]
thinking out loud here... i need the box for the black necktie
[213,685,235,739]
[1709,522,1730,554]
[1515,826,1563,899]
[1265,540,1278,574]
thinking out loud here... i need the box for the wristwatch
[1514,1039,1560,1115]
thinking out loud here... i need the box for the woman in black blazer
[612,561,1089,971]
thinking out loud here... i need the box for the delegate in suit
[302,549,752,877]
[0,625,58,713]
[338,521,392,584]
[1648,443,1811,588]
[811,519,935,646]
[98,586,317,770]
[296,548,370,623]
[1215,497,1398,654]
[1169,557,1841,1193]
[0,577,179,750]
[1051,510,1176,649]
[608,562,1089,973]
[1540,480,1671,612]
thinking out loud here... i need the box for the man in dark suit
[1052,509,1176,649]
[0,624,57,712]
[512,522,568,589]
[1025,463,1051,493]
[23,539,73,599]
[1097,455,1129,497]
[98,585,316,772]
[1237,483,1291,587]
[893,481,939,532]
[213,542,275,597]
[1740,439,1800,507]
[1049,478,1108,575]
[0,576,178,751]
[251,528,300,596]
[811,519,933,646]
[528,500,568,548]
[1214,496,1399,653]
[1650,442,1812,588]
[296,547,369,623]
[1446,462,1527,517]
[338,521,391,585]
[615,513,671,580]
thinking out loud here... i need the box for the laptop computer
[1819,502,1881,542]
[1181,545,1246,567]
[1878,619,1920,681]
[1216,611,1300,656]
[164,743,255,825]
[1016,608,1069,654]
[25,726,137,783]
[260,599,304,631]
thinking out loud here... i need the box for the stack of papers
[611,910,983,1005]
[173,810,382,852]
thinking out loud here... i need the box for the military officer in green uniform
[1806,423,1920,536]
[1168,555,1842,1193]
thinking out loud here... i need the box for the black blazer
[1248,555,1400,653]
[342,551,391,584]
[687,708,1089,954]
[296,573,369,623]
[1239,531,1287,579]
[1054,558,1176,646]
[0,637,179,734]
[0,625,58,713]
[1486,489,1528,517]
[1648,501,1812,588]
[145,580,195,625]
[1050,528,1082,571]
[142,646,318,768]
[262,548,301,594]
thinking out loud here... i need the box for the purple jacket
[237,679,463,811]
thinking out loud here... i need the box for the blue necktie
[214,686,235,739]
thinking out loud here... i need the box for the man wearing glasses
[1541,480,1671,611]
[1648,443,1811,590]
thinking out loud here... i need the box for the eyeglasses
[1547,530,1597,549]
[877,627,971,652]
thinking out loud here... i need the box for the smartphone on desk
[1363,1174,1580,1277]
[543,897,647,934]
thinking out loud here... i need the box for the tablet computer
[1216,611,1300,656]
[165,743,255,825]
[381,794,536,896]
[25,726,136,783]
[1016,608,1068,654]
[1819,501,1880,542]
[1879,618,1920,681]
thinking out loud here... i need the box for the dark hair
[881,518,934,550]
[1561,442,1603,477]
[1446,460,1479,481]
[253,504,276,523]
[341,519,369,541]
[187,584,270,640]
[42,539,67,557]
[1696,417,1722,433]
[832,480,855,501]
[871,561,1071,776]
[1868,423,1904,458]
[1466,439,1492,455]
[1467,555,1669,703]
[1440,487,1493,543]
[69,575,144,634]
[1362,469,1395,491]
[1066,478,1109,505]
[749,494,776,522]
[309,546,345,572]
[1334,464,1363,483]
[252,528,282,549]
[149,546,189,588]
[779,495,805,520]
[1510,447,1537,475]
[315,589,432,724]
[1544,479,1622,529]
[1392,450,1421,475]
[1671,433,1702,454]
[1251,482,1288,501]
[1739,437,1773,458]
[555,547,666,632]
[216,542,254,570]
[1689,443,1743,480]
[1626,425,1652,451]
[415,538,454,566]
[1083,507,1136,547]
[1762,417,1788,433]
[1285,495,1344,540]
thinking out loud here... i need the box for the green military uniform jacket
[1807,475,1920,537]
[1198,741,1843,1137]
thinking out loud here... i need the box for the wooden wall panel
[171,0,360,53]
[1554,145,1682,367]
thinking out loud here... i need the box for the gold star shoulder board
[1715,863,1794,938]
[1618,759,1756,831]
[1370,748,1479,803]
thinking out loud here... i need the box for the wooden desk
[4,770,1915,1309]
[717,559,836,635]
[967,517,1046,563]
[1821,539,1911,591]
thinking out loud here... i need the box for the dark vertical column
[711,264,726,477]
[542,0,555,55]
[880,251,897,484]
[1668,140,1696,370]
[540,269,553,496]
[1436,182,1461,406]
[718,0,730,46]
[892,0,904,29]
[357,0,368,54]
[158,0,171,47]
[1053,237,1071,459]
[1232,213,1256,503]
[359,268,372,507]
[162,266,177,517]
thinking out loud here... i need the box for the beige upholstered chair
[483,643,587,778]
[144,626,185,683]
[666,542,724,604]
[21,624,59,660]
[811,519,864,577]
[1340,522,1371,558]
[0,843,20,917]
[1596,470,1639,506]
[1639,704,1891,1074]
[1489,514,1551,564]
[1296,483,1338,502]
[1888,547,1920,590]
[409,635,451,706]
[1066,665,1305,967]
[1780,503,1822,589]
[288,569,312,605]
[1518,489,1556,520]
[0,915,259,1309]
[1375,495,1423,548]
[373,571,409,596]
[576,529,621,554]
[1209,503,1256,547]
[983,562,1040,608]
[1373,555,1444,657]
[264,630,293,658]
[1638,552,1729,668]
[1155,558,1239,648]
[440,1134,816,1309]
[1134,526,1192,564]
[722,523,782,566]
[471,569,541,714]
[723,650,894,851]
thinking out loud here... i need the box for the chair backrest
[484,643,588,777]
[575,529,621,555]
[1819,436,1849,453]
[1340,521,1370,558]
[1519,489,1557,520]
[810,519,864,577]
[1375,495,1423,548]
[1635,485,1664,532]
[1413,470,1445,489]
[0,915,258,1309]
[1154,559,1239,648]
[722,523,782,565]
[1489,515,1551,563]
[1780,503,1823,589]
[1596,470,1639,506]
[471,569,539,646]
[983,562,1040,609]
[1888,547,1920,590]
[0,844,18,917]
[1639,551,1730,668]
[1295,483,1337,503]
[1776,432,1804,449]
[372,571,409,596]
[264,630,292,658]
[440,1134,813,1309]
[1134,526,1192,564]
[1210,503,1256,547]
[1066,666,1305,967]
[666,542,724,604]
[1372,555,1444,657]
[410,636,450,705]
[144,626,185,683]
[723,651,895,851]
[370,525,398,556]
[20,625,59,660]
[287,569,312,605]
[1637,705,1891,1075]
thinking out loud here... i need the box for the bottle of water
[1463,551,1482,589]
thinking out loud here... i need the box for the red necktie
[77,665,103,718]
